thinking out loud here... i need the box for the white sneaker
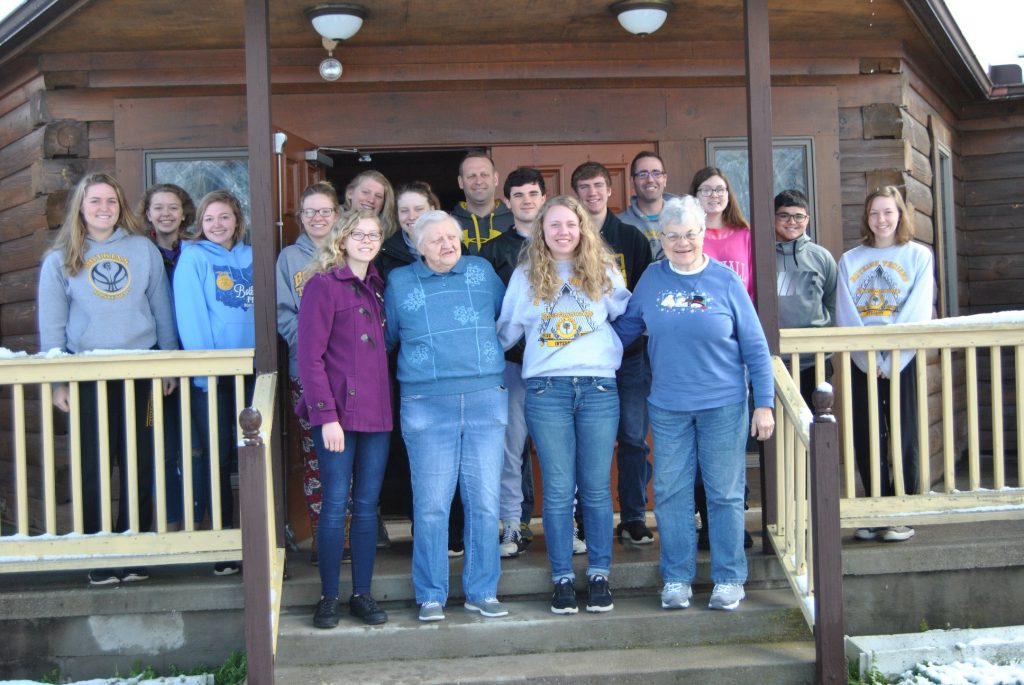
[709,583,745,611]
[500,524,526,558]
[572,526,587,555]
[661,582,692,610]
[883,525,915,542]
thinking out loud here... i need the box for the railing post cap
[812,382,835,419]
[240,407,263,441]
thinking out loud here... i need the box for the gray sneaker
[709,583,745,611]
[661,582,692,610]
[418,601,445,622]
[464,598,509,618]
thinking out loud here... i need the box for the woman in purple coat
[297,209,392,628]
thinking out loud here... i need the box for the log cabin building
[1,0,1022,539]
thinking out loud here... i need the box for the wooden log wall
[960,99,1024,459]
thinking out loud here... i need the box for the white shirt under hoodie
[497,259,630,379]
[836,240,934,377]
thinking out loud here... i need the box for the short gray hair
[659,195,706,233]
[412,209,457,248]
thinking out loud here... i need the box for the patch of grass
[848,659,894,684]
[38,668,62,684]
[170,650,247,685]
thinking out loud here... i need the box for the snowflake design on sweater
[409,344,431,365]
[453,305,479,325]
[464,263,486,287]
[481,340,498,363]
[656,289,713,313]
[401,287,426,312]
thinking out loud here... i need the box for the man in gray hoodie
[774,189,837,403]
[616,151,678,260]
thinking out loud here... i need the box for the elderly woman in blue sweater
[384,210,509,622]
[613,196,774,613]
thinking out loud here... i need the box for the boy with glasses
[774,189,837,403]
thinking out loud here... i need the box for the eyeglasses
[775,212,808,223]
[633,170,666,180]
[300,208,336,218]
[697,186,728,198]
[661,230,703,243]
[350,231,382,242]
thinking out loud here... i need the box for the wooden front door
[273,127,325,545]
[491,142,655,211]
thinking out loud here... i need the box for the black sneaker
[616,520,655,545]
[342,547,352,564]
[313,596,340,629]
[448,539,465,558]
[349,594,388,625]
[88,569,120,586]
[586,574,614,613]
[550,578,578,615]
[213,562,240,576]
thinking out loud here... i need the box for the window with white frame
[705,137,817,239]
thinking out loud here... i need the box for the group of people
[38,146,933,628]
[39,175,255,585]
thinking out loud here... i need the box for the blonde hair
[304,210,382,278]
[345,170,397,239]
[524,195,615,302]
[53,173,142,276]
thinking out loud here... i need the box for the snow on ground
[894,657,1024,684]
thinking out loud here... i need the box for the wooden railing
[769,315,1024,684]
[0,349,256,572]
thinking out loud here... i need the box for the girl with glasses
[297,210,392,627]
[276,181,340,565]
[689,167,754,302]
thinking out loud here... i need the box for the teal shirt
[384,255,505,396]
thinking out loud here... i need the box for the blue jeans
[615,350,652,523]
[314,427,390,598]
[402,385,507,605]
[499,362,529,524]
[649,400,748,585]
[526,376,619,583]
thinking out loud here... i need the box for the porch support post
[744,0,780,545]
[242,1,277,681]
[244,0,286,549]
[809,387,846,684]
[245,0,276,377]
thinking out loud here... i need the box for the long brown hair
[53,173,142,276]
[137,183,196,245]
[524,195,615,302]
[689,166,750,230]
[192,190,247,248]
[860,186,915,246]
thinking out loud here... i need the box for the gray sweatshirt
[38,228,177,353]
[497,260,629,379]
[275,232,318,377]
[616,192,680,260]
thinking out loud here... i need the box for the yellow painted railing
[0,349,257,573]
[770,315,1024,630]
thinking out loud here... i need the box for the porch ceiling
[27,0,917,53]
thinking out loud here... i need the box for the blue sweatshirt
[173,239,255,388]
[384,255,505,396]
[613,258,773,412]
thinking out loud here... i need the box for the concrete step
[275,641,816,685]
[274,589,811,667]
[279,513,787,608]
